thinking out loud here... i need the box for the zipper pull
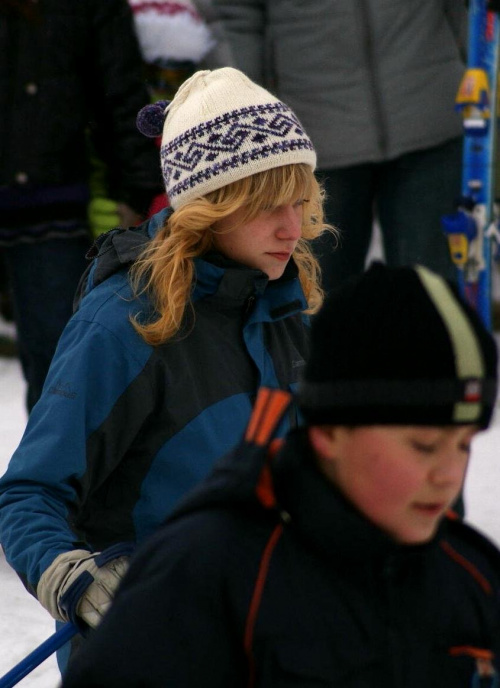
[472,657,499,687]
[244,295,256,317]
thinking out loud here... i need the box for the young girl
[0,68,329,649]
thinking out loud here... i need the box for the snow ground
[0,355,60,688]
[0,340,500,687]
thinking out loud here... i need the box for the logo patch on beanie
[463,379,482,403]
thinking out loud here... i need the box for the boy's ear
[308,426,339,460]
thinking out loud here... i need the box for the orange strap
[440,540,493,595]
[449,646,494,660]
[244,524,284,688]
[245,388,292,446]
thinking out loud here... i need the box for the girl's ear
[308,425,339,460]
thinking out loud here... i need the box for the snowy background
[0,320,499,686]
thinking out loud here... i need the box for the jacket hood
[73,208,172,311]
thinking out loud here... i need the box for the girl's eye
[293,198,309,208]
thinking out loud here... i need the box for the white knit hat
[136,68,317,209]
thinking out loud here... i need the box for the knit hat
[298,262,498,428]
[136,67,316,209]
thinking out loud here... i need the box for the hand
[37,544,132,629]
[116,202,143,228]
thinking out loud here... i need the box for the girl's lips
[267,252,291,261]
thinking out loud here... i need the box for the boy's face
[311,424,478,544]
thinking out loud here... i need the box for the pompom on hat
[136,67,317,209]
[298,262,498,428]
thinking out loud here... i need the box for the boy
[62,262,500,688]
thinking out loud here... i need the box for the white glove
[37,547,130,629]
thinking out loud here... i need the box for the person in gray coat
[213,0,466,292]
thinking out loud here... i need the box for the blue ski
[442,0,500,329]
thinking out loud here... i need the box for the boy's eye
[410,439,471,456]
[411,441,436,454]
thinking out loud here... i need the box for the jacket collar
[76,207,306,319]
[193,251,307,320]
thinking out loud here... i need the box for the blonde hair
[130,164,335,345]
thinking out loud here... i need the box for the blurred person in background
[0,0,163,410]
[89,0,234,237]
[213,0,466,293]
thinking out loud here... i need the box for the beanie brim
[298,377,498,429]
[166,138,317,209]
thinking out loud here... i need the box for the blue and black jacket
[0,208,310,594]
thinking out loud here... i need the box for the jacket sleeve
[86,0,163,215]
[61,519,245,688]
[212,0,268,84]
[0,313,155,595]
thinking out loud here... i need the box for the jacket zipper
[382,557,399,687]
[245,295,256,319]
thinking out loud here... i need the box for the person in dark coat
[61,261,499,688]
[0,0,163,410]
[212,0,466,290]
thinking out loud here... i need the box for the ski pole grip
[59,541,135,632]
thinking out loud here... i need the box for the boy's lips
[412,502,446,516]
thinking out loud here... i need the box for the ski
[442,0,500,329]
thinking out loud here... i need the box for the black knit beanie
[298,262,498,428]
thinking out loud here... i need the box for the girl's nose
[275,204,302,240]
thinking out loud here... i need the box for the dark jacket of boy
[62,420,500,688]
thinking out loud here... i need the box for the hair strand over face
[130,164,336,345]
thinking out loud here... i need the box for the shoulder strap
[243,389,292,687]
[245,387,293,447]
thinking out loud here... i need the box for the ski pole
[0,622,78,688]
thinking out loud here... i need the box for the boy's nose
[430,453,467,487]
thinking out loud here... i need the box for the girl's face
[211,201,304,280]
[310,424,478,544]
